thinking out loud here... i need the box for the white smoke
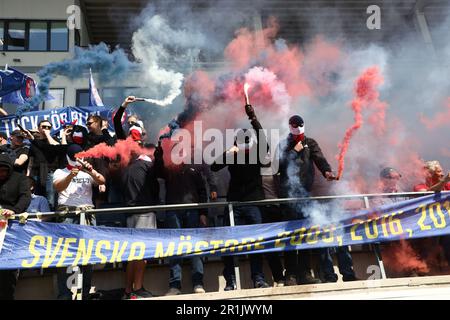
[130,13,207,106]
[244,66,292,117]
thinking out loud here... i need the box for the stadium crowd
[0,96,449,300]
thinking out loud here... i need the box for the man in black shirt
[211,104,270,290]
[278,115,336,285]
[162,148,209,295]
[23,120,66,208]
[1,130,30,175]
[119,142,164,299]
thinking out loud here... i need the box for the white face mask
[66,155,81,168]
[289,124,305,135]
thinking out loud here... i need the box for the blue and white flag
[88,69,104,107]
[0,66,28,97]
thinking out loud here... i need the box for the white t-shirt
[53,168,94,207]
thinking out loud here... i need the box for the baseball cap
[289,115,304,127]
[11,129,25,138]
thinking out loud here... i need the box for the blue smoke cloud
[18,43,132,116]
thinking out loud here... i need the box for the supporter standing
[52,144,105,300]
[211,103,270,290]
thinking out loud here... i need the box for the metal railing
[20,191,436,219]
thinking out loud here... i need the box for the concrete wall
[0,0,95,108]
[0,0,78,66]
[15,250,380,300]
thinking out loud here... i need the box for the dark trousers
[320,247,356,281]
[282,203,316,279]
[222,205,265,284]
[165,210,204,289]
[261,205,285,282]
[57,265,93,300]
[0,270,19,300]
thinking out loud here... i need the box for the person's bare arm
[44,129,60,145]
[77,159,106,185]
[26,157,33,176]
[54,169,79,193]
[0,107,7,117]
[14,154,29,167]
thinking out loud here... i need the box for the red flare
[76,137,152,167]
[244,83,250,105]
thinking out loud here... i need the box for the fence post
[74,211,86,300]
[228,203,242,290]
[363,196,387,280]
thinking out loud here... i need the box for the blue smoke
[17,43,132,116]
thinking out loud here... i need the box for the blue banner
[0,193,449,270]
[0,106,117,137]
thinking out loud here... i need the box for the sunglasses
[86,122,95,126]
[40,125,52,130]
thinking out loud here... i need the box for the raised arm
[114,96,136,140]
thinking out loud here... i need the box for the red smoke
[420,98,450,130]
[382,240,429,275]
[336,66,385,179]
[224,17,280,70]
[76,137,152,167]
[160,17,345,142]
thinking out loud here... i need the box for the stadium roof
[79,0,450,57]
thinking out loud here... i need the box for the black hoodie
[211,118,268,201]
[0,154,31,214]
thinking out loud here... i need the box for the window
[29,22,48,51]
[75,29,81,47]
[43,89,65,109]
[7,22,26,50]
[76,89,90,107]
[50,22,68,51]
[0,20,68,52]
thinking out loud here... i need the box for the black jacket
[121,155,163,209]
[278,134,332,196]
[87,129,116,147]
[0,154,31,214]
[29,139,68,186]
[162,164,208,215]
[211,118,268,201]
[113,106,127,140]
[0,144,30,174]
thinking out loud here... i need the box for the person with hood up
[211,103,270,291]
